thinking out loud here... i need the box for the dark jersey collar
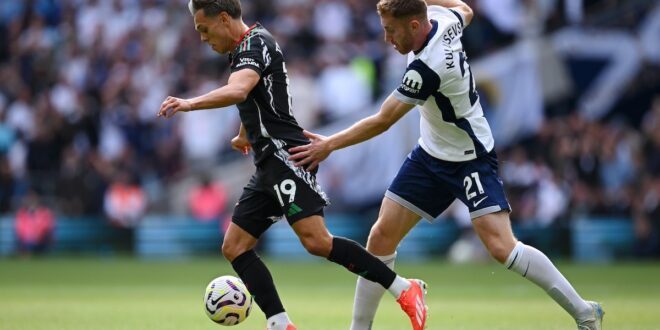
[232,22,259,50]
[414,19,438,55]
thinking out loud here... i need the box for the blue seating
[135,216,222,258]
[0,217,16,256]
[0,214,637,262]
[0,216,123,255]
[52,218,123,254]
[572,217,634,262]
[512,223,563,257]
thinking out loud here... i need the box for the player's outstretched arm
[288,95,415,170]
[424,0,473,26]
[157,69,260,118]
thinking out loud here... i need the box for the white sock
[505,242,592,321]
[266,312,292,330]
[387,276,410,299]
[351,253,397,330]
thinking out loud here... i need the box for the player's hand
[287,130,330,171]
[157,96,192,118]
[231,135,252,155]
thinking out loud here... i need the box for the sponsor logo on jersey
[236,57,260,69]
[401,70,423,94]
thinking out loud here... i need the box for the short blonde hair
[376,0,427,19]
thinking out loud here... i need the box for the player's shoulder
[427,5,465,26]
[414,8,465,76]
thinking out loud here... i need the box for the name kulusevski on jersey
[393,6,495,162]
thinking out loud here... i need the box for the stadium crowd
[0,0,658,256]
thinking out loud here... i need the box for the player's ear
[219,11,230,25]
[409,19,420,32]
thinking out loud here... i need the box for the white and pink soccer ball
[204,275,253,326]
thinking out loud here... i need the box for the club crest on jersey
[401,70,423,94]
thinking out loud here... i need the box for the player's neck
[231,21,252,46]
[413,20,433,52]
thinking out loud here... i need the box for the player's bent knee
[221,241,250,262]
[299,235,332,257]
[368,224,388,242]
[367,225,399,253]
[485,242,512,264]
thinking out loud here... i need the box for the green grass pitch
[1,257,659,329]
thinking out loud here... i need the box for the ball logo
[401,70,423,94]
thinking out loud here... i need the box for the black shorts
[232,154,329,239]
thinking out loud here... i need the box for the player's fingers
[243,147,249,155]
[288,150,308,161]
[302,130,318,140]
[293,156,312,168]
[158,101,168,116]
[166,106,179,118]
[288,145,308,155]
[161,97,174,106]
[159,99,176,116]
[307,160,319,171]
[158,107,169,118]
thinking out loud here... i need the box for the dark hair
[190,0,242,19]
[376,0,427,19]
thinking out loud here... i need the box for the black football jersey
[229,23,308,165]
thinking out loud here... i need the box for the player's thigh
[367,196,422,255]
[386,146,456,222]
[472,211,517,262]
[260,155,328,225]
[231,177,283,240]
[444,151,511,219]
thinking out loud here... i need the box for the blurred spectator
[0,156,15,213]
[104,170,146,228]
[641,97,660,177]
[633,178,660,258]
[501,146,538,223]
[15,190,54,256]
[317,51,372,123]
[56,147,106,216]
[188,174,228,222]
[288,59,322,129]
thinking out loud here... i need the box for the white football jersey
[393,6,494,162]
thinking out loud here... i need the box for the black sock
[231,250,285,318]
[327,236,397,289]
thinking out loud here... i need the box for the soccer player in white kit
[288,0,604,329]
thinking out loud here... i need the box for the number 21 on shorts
[463,172,484,200]
[274,179,296,206]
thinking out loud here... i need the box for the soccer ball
[204,275,253,326]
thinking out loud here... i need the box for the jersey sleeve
[230,36,269,76]
[392,59,441,106]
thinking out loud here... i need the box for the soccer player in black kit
[157,1,428,329]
